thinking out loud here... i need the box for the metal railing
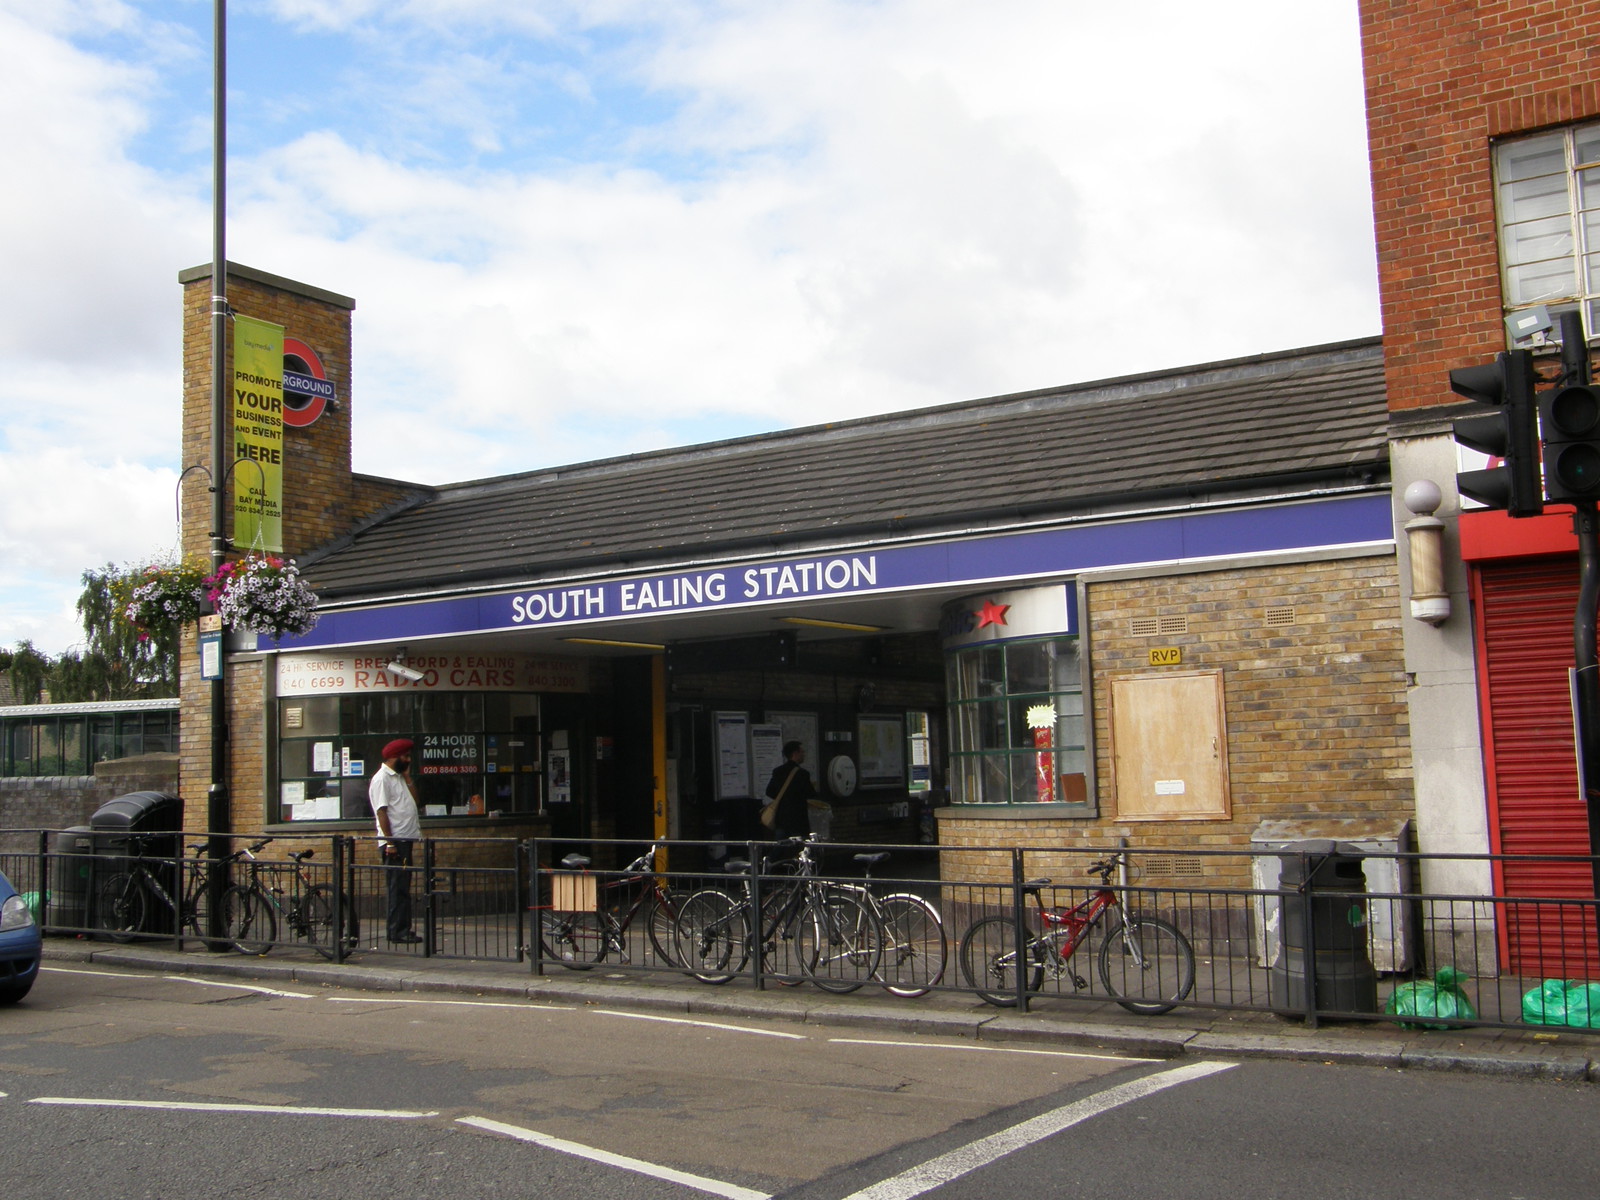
[5,829,1599,1033]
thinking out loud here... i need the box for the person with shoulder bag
[762,741,817,839]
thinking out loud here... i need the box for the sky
[0,0,1380,657]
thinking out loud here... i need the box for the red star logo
[975,599,1010,629]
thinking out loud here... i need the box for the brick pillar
[176,263,356,835]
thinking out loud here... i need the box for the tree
[73,564,180,699]
[3,640,53,705]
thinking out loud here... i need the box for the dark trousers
[385,840,415,939]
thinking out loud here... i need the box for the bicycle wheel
[759,886,817,985]
[223,885,277,955]
[798,889,881,994]
[302,884,346,960]
[958,915,1044,1007]
[540,912,608,970]
[1098,916,1195,1015]
[673,889,748,984]
[875,894,947,998]
[95,872,148,942]
[219,883,275,960]
[645,889,692,967]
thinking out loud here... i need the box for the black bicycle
[94,838,244,948]
[538,844,689,969]
[673,836,883,991]
[225,837,357,959]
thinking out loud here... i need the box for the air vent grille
[1130,616,1189,636]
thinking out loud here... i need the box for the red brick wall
[1360,0,1600,411]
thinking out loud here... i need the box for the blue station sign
[271,493,1394,652]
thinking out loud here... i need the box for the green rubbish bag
[1384,967,1478,1029]
[1522,979,1600,1029]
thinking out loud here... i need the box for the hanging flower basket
[123,557,209,641]
[207,554,320,640]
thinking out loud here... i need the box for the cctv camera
[386,661,425,683]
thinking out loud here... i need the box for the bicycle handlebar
[1086,854,1124,881]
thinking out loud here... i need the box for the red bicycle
[957,853,1195,1014]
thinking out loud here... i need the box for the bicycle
[538,844,688,970]
[225,837,357,959]
[94,837,243,947]
[957,853,1195,1015]
[845,851,947,998]
[673,835,883,992]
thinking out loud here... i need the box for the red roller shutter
[1474,557,1598,976]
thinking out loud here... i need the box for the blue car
[0,868,41,1004]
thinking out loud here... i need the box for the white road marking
[840,1060,1237,1200]
[590,1009,808,1039]
[827,1037,1156,1063]
[43,966,166,979]
[326,995,574,1012]
[164,976,314,999]
[458,1115,771,1200]
[30,1097,439,1119]
[41,966,312,1000]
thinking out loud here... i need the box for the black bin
[1267,840,1378,1015]
[48,826,96,929]
[90,791,181,858]
[89,792,182,934]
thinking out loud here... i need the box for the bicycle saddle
[561,853,591,869]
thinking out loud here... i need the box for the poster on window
[547,748,572,804]
[418,733,481,776]
[857,715,905,788]
[715,711,752,799]
[749,724,785,796]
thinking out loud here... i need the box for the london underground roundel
[282,337,335,428]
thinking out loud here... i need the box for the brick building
[1361,0,1600,964]
[176,261,1413,883]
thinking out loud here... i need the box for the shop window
[7,720,35,777]
[1495,122,1600,338]
[275,692,541,825]
[89,715,115,764]
[947,636,1088,807]
[60,720,86,774]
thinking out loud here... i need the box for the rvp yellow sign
[1149,647,1183,666]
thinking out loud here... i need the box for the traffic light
[1450,349,1543,518]
[1540,382,1600,503]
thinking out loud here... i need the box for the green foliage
[3,640,52,705]
[76,564,179,699]
[2,564,184,705]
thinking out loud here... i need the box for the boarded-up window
[1110,670,1230,821]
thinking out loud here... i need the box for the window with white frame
[1494,122,1600,338]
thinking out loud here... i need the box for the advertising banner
[232,315,285,552]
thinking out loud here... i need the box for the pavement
[36,936,1600,1083]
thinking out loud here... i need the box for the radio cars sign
[277,650,587,695]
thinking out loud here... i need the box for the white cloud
[0,0,1379,651]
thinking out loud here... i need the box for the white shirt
[369,763,421,841]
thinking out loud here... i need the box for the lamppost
[205,0,232,915]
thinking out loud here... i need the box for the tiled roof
[303,338,1388,598]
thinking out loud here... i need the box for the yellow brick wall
[178,265,430,830]
[939,554,1413,887]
